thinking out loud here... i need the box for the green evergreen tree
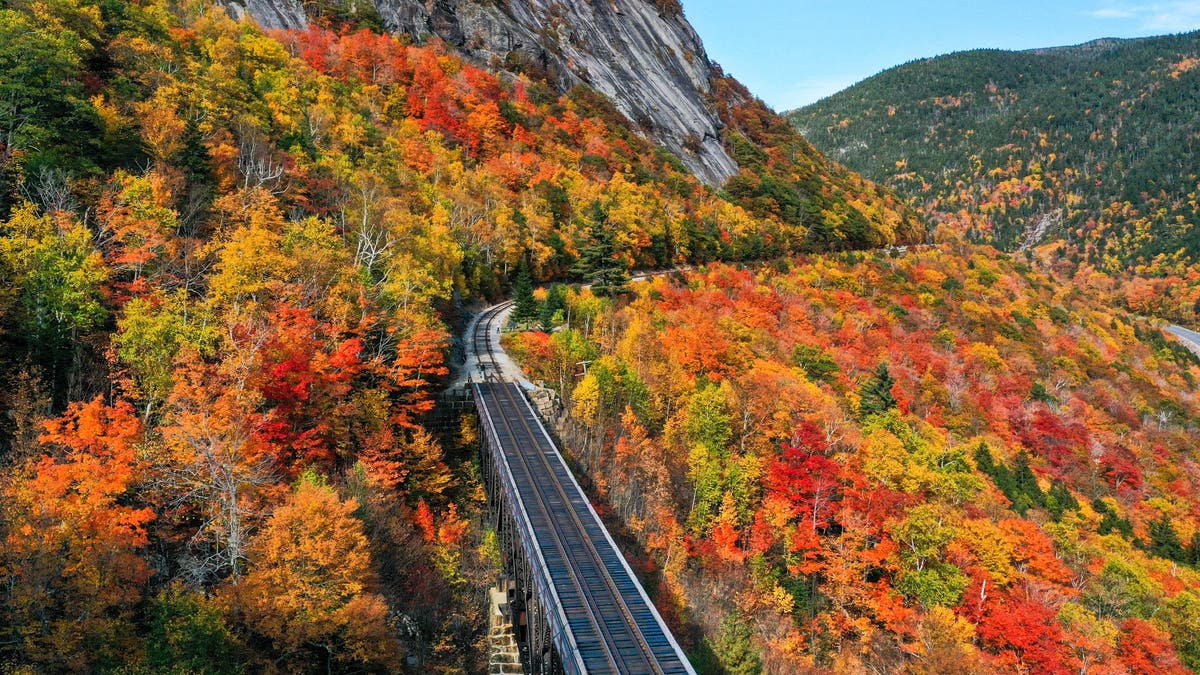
[1029,382,1056,404]
[1009,450,1044,514]
[571,201,629,296]
[858,362,897,417]
[975,442,1025,507]
[1096,502,1135,539]
[1189,531,1200,567]
[705,613,762,675]
[1149,513,1186,562]
[540,283,567,332]
[1045,483,1079,521]
[991,462,1016,506]
[791,344,840,383]
[1093,498,1136,539]
[511,259,539,326]
[972,441,996,475]
[147,583,243,673]
[804,214,836,252]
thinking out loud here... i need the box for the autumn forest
[1,0,1199,673]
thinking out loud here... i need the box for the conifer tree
[571,201,629,296]
[974,441,1019,507]
[973,441,996,475]
[540,284,567,332]
[859,362,897,417]
[511,259,539,327]
[1149,514,1186,562]
[991,462,1016,505]
[1010,450,1044,514]
[1045,483,1078,520]
[1094,498,1135,538]
[705,613,762,675]
[804,215,835,252]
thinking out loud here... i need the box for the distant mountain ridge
[1027,36,1127,54]
[788,31,1200,273]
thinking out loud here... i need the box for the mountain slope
[507,246,1200,672]
[226,0,740,185]
[789,32,1200,273]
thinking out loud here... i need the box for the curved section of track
[472,300,512,381]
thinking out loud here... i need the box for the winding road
[1167,324,1200,358]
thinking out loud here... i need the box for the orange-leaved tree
[0,397,154,670]
[157,347,276,583]
[228,472,401,671]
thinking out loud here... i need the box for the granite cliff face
[222,0,306,33]
[225,0,739,186]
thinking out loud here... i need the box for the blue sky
[681,1,1200,110]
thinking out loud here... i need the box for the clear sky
[681,1,1200,111]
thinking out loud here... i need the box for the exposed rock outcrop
[224,0,739,186]
[223,0,306,32]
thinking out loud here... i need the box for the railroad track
[476,382,692,674]
[496,382,659,673]
[472,300,512,381]
[469,298,693,673]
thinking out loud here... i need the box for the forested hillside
[0,0,923,670]
[789,32,1200,319]
[508,247,1200,673]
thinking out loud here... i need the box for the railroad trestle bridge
[468,303,694,674]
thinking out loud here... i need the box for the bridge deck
[475,382,694,675]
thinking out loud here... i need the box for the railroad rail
[472,305,694,674]
[470,301,510,381]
